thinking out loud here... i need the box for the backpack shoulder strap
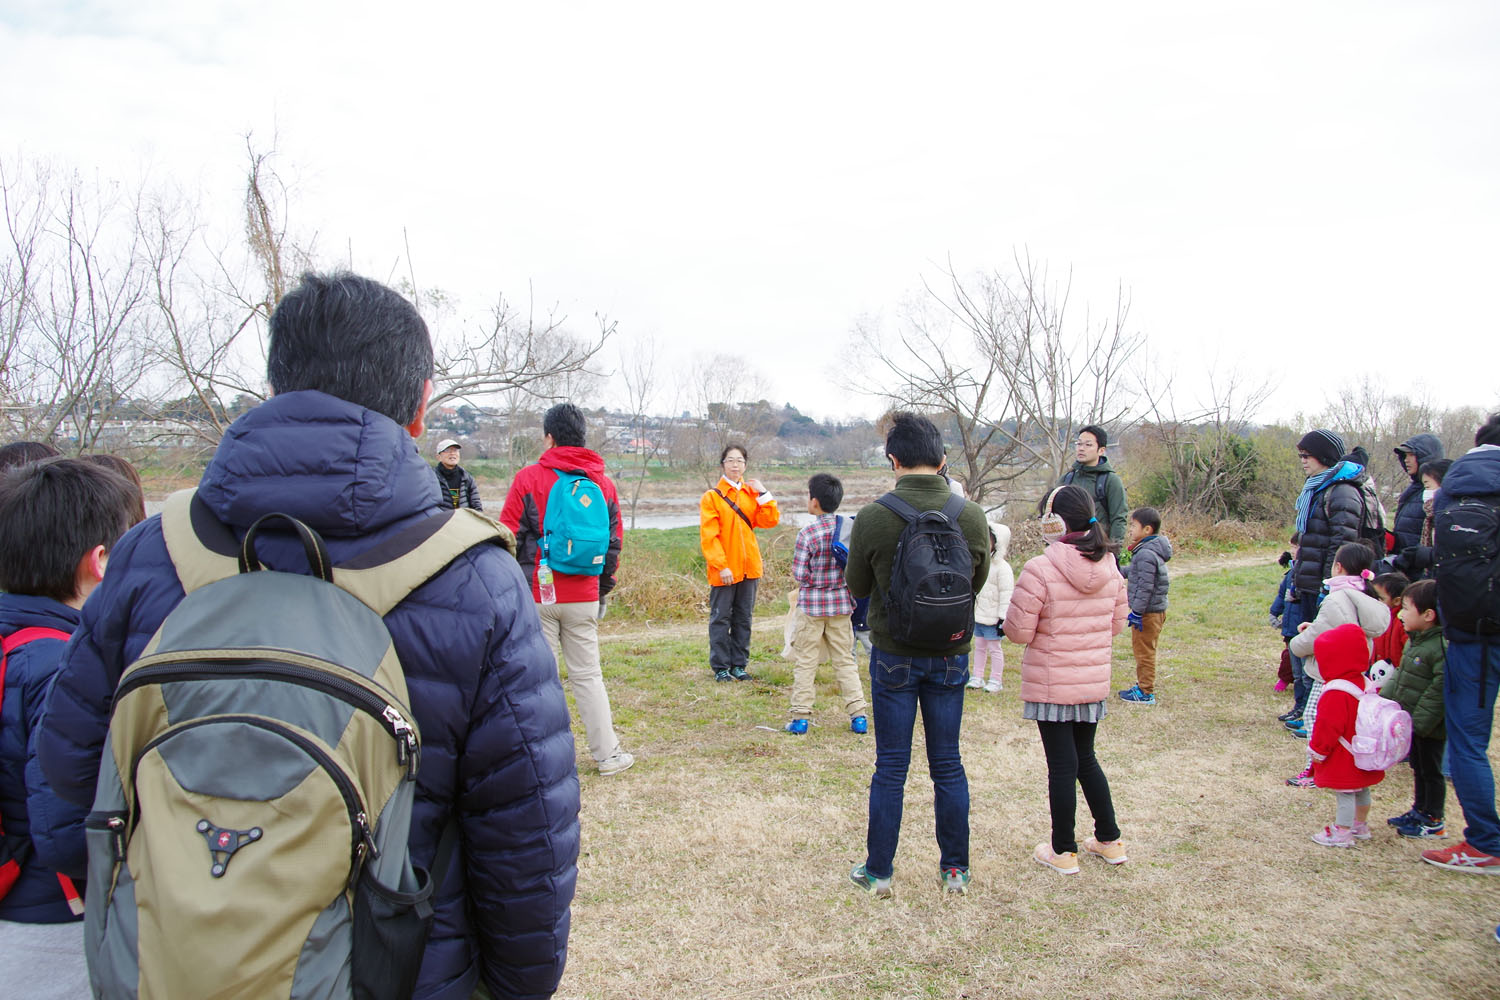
[161,489,242,595]
[940,493,967,524]
[1,627,71,654]
[874,492,919,523]
[1322,678,1366,699]
[335,509,510,617]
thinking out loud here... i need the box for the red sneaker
[1420,841,1500,874]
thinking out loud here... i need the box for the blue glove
[1128,611,1144,631]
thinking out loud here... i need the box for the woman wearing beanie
[1291,429,1367,621]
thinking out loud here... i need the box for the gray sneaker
[597,748,636,776]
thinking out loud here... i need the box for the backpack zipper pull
[382,704,420,779]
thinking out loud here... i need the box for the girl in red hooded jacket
[1307,622,1387,847]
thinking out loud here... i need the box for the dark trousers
[1037,720,1120,855]
[1410,734,1447,820]
[708,578,758,672]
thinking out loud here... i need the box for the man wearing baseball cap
[434,438,484,510]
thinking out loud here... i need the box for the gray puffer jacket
[1123,533,1171,614]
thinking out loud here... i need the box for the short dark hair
[1404,578,1440,620]
[0,458,140,602]
[808,472,843,513]
[0,440,61,471]
[1476,413,1500,448]
[1372,572,1410,601]
[1078,424,1108,449]
[1130,507,1161,534]
[885,412,944,469]
[1419,458,1452,484]
[83,454,146,527]
[267,272,434,426]
[543,403,587,448]
[1035,483,1114,562]
[720,442,748,465]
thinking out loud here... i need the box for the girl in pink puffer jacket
[1005,484,1130,875]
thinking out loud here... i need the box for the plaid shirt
[792,514,854,617]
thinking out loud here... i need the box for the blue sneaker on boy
[784,718,809,735]
[1118,684,1156,705]
[850,716,868,734]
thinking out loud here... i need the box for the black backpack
[1433,491,1500,635]
[1061,468,1111,518]
[874,492,974,648]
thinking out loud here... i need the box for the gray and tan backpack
[84,490,507,999]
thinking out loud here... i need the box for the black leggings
[1037,720,1120,854]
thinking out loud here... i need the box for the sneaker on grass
[1118,684,1155,705]
[966,675,984,690]
[1033,843,1080,874]
[784,718,809,735]
[1387,808,1420,827]
[1286,767,1315,788]
[849,863,893,899]
[849,715,868,734]
[1312,824,1356,848]
[1350,821,1372,841]
[940,867,970,895]
[1398,814,1446,839]
[1421,841,1500,873]
[984,679,1002,694]
[1082,836,1129,864]
[598,748,635,776]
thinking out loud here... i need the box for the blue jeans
[863,646,970,878]
[1444,638,1500,855]
[1290,650,1311,715]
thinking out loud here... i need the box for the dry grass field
[559,555,1500,1000]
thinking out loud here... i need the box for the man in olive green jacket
[1058,424,1128,543]
[844,412,991,900]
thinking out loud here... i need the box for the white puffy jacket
[974,520,1015,626]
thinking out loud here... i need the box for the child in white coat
[967,521,1015,692]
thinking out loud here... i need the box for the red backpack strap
[0,626,73,906]
[1,627,71,654]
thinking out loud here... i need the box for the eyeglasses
[723,456,746,464]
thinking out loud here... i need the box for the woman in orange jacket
[700,443,780,681]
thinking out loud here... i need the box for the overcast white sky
[3,1,1496,424]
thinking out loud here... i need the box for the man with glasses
[1058,425,1128,543]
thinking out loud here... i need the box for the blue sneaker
[849,863,892,899]
[850,716,868,734]
[1387,808,1420,827]
[1284,717,1305,732]
[1119,685,1156,705]
[784,718,809,735]
[1396,813,1447,839]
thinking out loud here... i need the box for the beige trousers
[788,603,867,718]
[537,601,621,762]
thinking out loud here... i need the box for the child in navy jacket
[1270,535,1308,721]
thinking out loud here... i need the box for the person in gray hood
[1392,433,1444,552]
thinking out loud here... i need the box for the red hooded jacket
[1310,623,1387,791]
[500,446,623,604]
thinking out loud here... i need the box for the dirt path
[599,547,1276,645]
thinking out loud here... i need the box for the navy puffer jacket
[0,594,86,923]
[1294,466,1365,597]
[1392,433,1444,551]
[36,391,580,1000]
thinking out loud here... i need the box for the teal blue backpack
[543,470,611,575]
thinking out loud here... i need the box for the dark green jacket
[1060,456,1128,543]
[1385,625,1445,739]
[844,474,992,657]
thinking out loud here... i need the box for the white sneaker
[966,676,984,689]
[984,679,1002,693]
[598,748,635,776]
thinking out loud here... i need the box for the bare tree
[682,353,773,480]
[617,333,681,528]
[1135,364,1276,517]
[846,252,1143,504]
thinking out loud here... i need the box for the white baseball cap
[436,439,461,452]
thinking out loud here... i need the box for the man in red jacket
[501,403,634,775]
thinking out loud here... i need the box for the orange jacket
[699,477,780,585]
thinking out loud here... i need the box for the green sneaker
[940,866,970,895]
[849,863,892,899]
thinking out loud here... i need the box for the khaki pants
[537,600,621,762]
[1131,611,1166,694]
[788,603,867,718]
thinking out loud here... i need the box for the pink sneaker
[1312,824,1356,848]
[1351,821,1372,841]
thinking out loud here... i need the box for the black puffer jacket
[1294,466,1365,597]
[1392,433,1444,551]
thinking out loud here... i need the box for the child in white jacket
[968,521,1015,692]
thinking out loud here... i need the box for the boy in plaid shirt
[785,473,869,734]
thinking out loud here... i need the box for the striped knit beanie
[1297,429,1345,468]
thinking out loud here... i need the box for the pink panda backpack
[1322,676,1413,771]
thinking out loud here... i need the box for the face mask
[1422,488,1436,502]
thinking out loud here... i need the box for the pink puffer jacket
[1004,540,1128,705]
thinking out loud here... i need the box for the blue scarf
[1295,469,1332,532]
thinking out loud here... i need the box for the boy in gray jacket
[1120,507,1171,705]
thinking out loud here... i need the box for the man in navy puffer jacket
[36,273,581,1000]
